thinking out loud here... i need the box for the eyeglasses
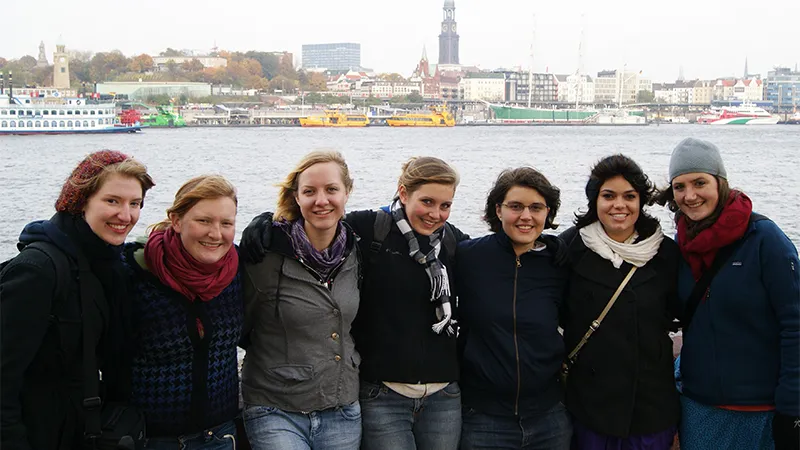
[500,202,549,214]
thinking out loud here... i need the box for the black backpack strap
[442,223,457,258]
[77,249,104,444]
[682,212,770,332]
[23,242,72,304]
[369,210,393,264]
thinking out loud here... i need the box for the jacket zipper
[513,255,521,416]
[297,252,349,290]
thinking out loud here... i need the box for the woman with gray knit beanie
[657,138,799,450]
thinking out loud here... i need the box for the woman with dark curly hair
[456,167,572,449]
[560,154,680,450]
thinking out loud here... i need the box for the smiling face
[672,172,720,222]
[398,182,455,236]
[596,175,640,242]
[295,161,350,241]
[171,197,236,264]
[495,186,550,255]
[82,174,143,246]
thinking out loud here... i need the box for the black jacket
[456,231,569,417]
[560,226,681,437]
[345,209,467,383]
[1,213,115,450]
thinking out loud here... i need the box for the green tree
[244,51,279,79]
[636,90,655,103]
[160,48,184,57]
[0,57,8,68]
[407,92,424,103]
[18,55,37,70]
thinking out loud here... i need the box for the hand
[539,234,569,267]
[773,412,800,450]
[239,212,274,264]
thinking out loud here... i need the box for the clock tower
[53,43,70,89]
[438,0,459,65]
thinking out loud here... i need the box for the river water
[1,124,799,260]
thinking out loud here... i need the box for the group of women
[0,137,797,450]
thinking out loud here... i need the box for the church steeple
[438,0,460,65]
[744,57,749,78]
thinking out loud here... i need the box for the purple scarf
[283,218,348,279]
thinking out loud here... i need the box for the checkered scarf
[390,200,454,335]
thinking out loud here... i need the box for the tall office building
[301,43,361,71]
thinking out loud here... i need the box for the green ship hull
[490,105,598,122]
[142,106,187,128]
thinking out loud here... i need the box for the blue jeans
[242,402,361,450]
[360,380,462,450]
[144,420,237,450]
[460,403,572,450]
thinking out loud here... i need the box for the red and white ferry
[0,93,140,135]
[696,104,779,125]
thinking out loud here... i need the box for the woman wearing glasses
[456,167,572,449]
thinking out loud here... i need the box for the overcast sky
[4,0,799,82]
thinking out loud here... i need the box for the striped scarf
[390,200,454,335]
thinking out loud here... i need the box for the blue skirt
[679,396,774,450]
[572,421,676,450]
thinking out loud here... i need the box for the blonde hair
[275,151,354,222]
[149,175,238,233]
[394,156,459,200]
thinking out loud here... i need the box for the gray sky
[4,0,799,82]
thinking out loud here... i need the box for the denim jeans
[242,402,361,450]
[360,380,462,450]
[460,402,572,450]
[144,420,237,450]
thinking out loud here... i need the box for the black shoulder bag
[78,250,146,450]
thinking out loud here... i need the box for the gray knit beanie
[669,137,727,181]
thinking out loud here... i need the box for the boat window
[59,110,64,115]
[43,110,49,115]
[60,121,65,127]
[10,121,16,127]
[67,120,73,127]
[27,111,33,116]
[27,121,33,127]
[9,110,16,115]
[1,121,6,127]
[83,121,88,127]
[67,111,73,115]
[91,121,95,127]
[91,110,95,115]
[35,121,41,127]
[43,121,48,127]
[75,121,81,128]
[0,111,5,115]
[52,110,57,115]
[18,122,24,128]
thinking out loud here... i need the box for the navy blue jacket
[678,215,800,416]
[456,231,569,417]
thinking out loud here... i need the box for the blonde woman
[122,175,241,449]
[241,151,362,450]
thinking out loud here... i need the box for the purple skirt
[573,421,677,450]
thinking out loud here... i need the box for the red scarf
[144,228,239,302]
[677,191,752,281]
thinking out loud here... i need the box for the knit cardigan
[122,244,244,437]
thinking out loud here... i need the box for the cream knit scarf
[579,221,663,268]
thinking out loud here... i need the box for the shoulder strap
[78,248,104,443]
[24,242,72,302]
[566,266,638,365]
[369,210,393,263]
[681,212,769,332]
[442,223,457,258]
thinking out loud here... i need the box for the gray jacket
[241,224,361,413]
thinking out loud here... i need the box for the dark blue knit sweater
[122,245,244,437]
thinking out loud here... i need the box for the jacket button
[333,309,340,316]
[332,332,339,340]
[335,355,342,361]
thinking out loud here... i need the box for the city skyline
[3,0,799,82]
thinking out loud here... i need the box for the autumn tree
[307,72,328,91]
[244,51,279,79]
[0,57,8,69]
[18,55,37,70]
[181,58,205,73]
[128,54,154,73]
[160,48,185,57]
[378,73,406,83]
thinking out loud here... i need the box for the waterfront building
[594,70,651,105]
[302,43,361,71]
[95,81,212,100]
[439,0,460,65]
[410,47,441,99]
[693,80,714,105]
[712,78,763,102]
[53,43,70,89]
[653,80,696,104]
[151,56,227,71]
[766,67,800,110]
[495,71,558,104]
[460,73,504,102]
[556,74,595,104]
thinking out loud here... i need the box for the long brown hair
[149,175,238,233]
[274,151,354,222]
